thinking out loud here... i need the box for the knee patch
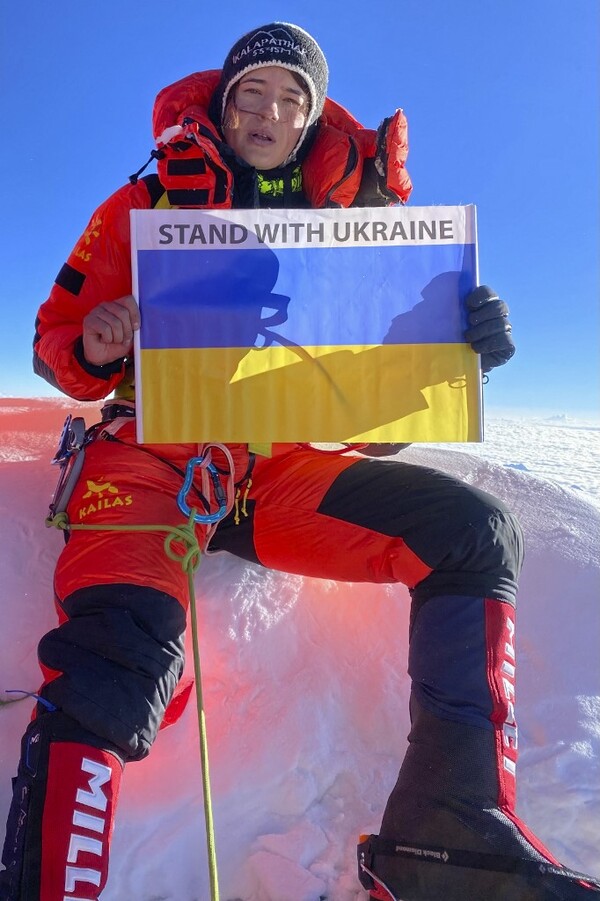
[38,583,186,759]
[316,458,524,604]
[412,499,524,606]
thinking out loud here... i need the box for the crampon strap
[357,835,600,897]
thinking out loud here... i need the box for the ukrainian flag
[132,207,481,444]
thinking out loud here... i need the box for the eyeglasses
[233,89,309,125]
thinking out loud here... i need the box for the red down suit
[29,70,522,759]
[0,69,556,901]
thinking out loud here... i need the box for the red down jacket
[33,69,412,403]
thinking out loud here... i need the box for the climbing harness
[45,425,237,901]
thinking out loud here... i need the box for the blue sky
[1,0,598,418]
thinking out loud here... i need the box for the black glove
[465,285,516,372]
[355,443,411,457]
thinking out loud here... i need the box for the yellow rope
[186,563,219,901]
[47,510,220,901]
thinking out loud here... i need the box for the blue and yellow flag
[131,206,481,444]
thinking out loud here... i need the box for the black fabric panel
[230,160,260,209]
[54,262,85,296]
[101,402,136,422]
[256,190,311,210]
[38,584,186,760]
[169,141,193,152]
[317,458,523,605]
[142,173,167,208]
[211,498,259,563]
[166,157,206,176]
[204,154,229,205]
[356,443,412,456]
[166,188,209,206]
[352,157,399,207]
[73,335,125,379]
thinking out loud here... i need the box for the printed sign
[131,206,481,445]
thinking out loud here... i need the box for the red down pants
[0,419,523,900]
[42,416,522,760]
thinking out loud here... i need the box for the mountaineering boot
[0,711,124,901]
[358,595,599,900]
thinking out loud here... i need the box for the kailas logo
[74,215,103,263]
[78,478,132,519]
[232,27,305,65]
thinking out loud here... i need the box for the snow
[0,398,599,900]
[433,415,600,509]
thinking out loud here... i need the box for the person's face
[223,66,309,170]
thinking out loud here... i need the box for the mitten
[465,285,515,372]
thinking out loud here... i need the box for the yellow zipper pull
[241,478,253,518]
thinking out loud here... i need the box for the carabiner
[177,456,229,524]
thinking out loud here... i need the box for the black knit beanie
[212,23,329,161]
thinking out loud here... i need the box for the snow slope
[0,399,598,900]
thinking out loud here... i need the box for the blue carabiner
[177,456,229,524]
